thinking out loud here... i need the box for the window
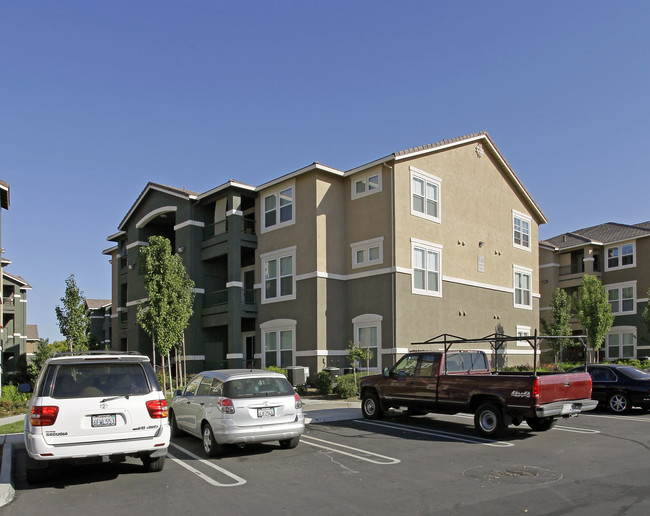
[516,325,531,346]
[606,282,636,315]
[353,314,382,370]
[606,242,635,270]
[261,320,296,368]
[261,247,296,303]
[410,167,441,223]
[351,237,384,269]
[352,172,382,199]
[513,210,531,251]
[263,185,294,231]
[513,266,532,309]
[606,327,636,360]
[411,239,442,296]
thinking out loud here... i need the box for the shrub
[334,374,357,399]
[0,384,30,415]
[315,370,333,395]
[266,366,288,378]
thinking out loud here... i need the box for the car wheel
[142,455,166,473]
[26,458,52,484]
[525,417,557,432]
[361,391,383,420]
[202,424,223,457]
[169,411,182,438]
[608,392,631,414]
[279,436,300,449]
[474,403,507,438]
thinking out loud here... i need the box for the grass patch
[0,420,24,435]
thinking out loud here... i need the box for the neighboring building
[85,298,112,348]
[2,270,32,379]
[25,324,39,359]
[0,180,8,387]
[105,132,546,377]
[540,222,650,361]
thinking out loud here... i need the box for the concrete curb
[0,435,15,508]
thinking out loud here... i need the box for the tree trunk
[161,354,167,395]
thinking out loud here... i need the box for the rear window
[48,363,152,399]
[224,377,294,399]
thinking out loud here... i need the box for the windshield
[51,363,151,399]
[224,377,294,398]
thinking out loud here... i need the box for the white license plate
[257,407,275,418]
[92,414,116,427]
[561,403,573,415]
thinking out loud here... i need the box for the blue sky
[2,1,649,341]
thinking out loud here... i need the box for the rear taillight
[294,393,302,409]
[532,377,540,399]
[31,406,59,426]
[146,399,168,419]
[217,397,235,414]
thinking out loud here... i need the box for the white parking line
[356,419,514,447]
[581,413,650,423]
[168,443,247,487]
[553,425,600,434]
[301,435,401,464]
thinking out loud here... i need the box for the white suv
[23,351,170,483]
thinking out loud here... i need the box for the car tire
[279,436,300,449]
[142,455,166,473]
[608,392,631,414]
[169,411,182,438]
[474,403,507,438]
[361,391,383,420]
[525,417,557,432]
[25,458,52,484]
[202,424,223,457]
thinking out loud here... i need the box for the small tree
[137,236,195,394]
[55,274,90,352]
[27,339,70,383]
[541,288,574,364]
[574,275,615,362]
[346,340,373,387]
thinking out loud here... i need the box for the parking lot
[6,408,650,515]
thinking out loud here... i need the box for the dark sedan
[569,364,650,414]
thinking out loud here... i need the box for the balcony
[201,288,257,327]
[202,218,255,241]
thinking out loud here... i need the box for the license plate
[561,403,573,415]
[92,414,116,427]
[257,407,275,418]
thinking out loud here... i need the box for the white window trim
[260,319,297,368]
[352,314,382,372]
[351,237,384,269]
[605,326,637,361]
[513,265,533,310]
[512,209,532,252]
[516,325,532,347]
[605,281,637,315]
[261,182,295,233]
[410,167,441,224]
[260,246,297,304]
[605,241,636,271]
[351,172,383,199]
[411,238,443,297]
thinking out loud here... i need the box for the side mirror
[18,383,32,394]
[383,367,390,378]
[173,389,183,397]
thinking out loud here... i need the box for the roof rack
[52,350,142,358]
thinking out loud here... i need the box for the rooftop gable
[542,221,650,250]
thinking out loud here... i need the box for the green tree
[137,236,195,393]
[26,339,70,383]
[346,340,373,387]
[541,288,574,363]
[55,274,90,352]
[574,274,615,361]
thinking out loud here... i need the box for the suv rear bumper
[25,426,171,461]
[210,416,304,445]
[536,398,598,418]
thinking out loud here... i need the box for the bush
[266,366,288,378]
[0,384,30,415]
[334,374,357,399]
[315,370,333,395]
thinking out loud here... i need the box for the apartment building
[85,298,112,348]
[540,222,650,361]
[2,270,32,379]
[105,132,546,376]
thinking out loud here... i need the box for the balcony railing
[202,218,256,241]
[203,288,256,308]
[559,264,584,276]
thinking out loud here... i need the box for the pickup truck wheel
[608,392,631,414]
[361,392,383,420]
[525,417,557,432]
[474,403,506,438]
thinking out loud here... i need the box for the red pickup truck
[358,349,597,437]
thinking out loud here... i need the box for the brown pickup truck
[358,349,597,437]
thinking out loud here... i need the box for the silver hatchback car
[169,369,304,456]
